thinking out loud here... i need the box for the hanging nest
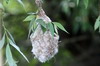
[30,9,59,63]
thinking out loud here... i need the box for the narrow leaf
[41,26,46,33]
[0,34,5,49]
[6,30,15,43]
[53,22,69,33]
[94,16,100,30]
[54,25,58,34]
[36,19,46,28]
[47,23,54,36]
[77,0,79,5]
[17,0,25,8]
[84,0,89,8]
[28,27,32,38]
[29,18,36,30]
[28,18,36,38]
[6,44,17,66]
[8,38,29,63]
[24,15,35,22]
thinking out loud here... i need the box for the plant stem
[0,7,3,66]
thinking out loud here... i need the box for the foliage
[0,33,5,49]
[6,44,17,66]
[94,16,100,32]
[24,14,68,37]
[0,26,29,66]
[0,1,29,66]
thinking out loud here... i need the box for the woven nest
[30,9,59,63]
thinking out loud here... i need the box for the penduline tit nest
[30,9,59,63]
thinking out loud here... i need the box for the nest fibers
[30,9,59,63]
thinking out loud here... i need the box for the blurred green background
[0,0,100,66]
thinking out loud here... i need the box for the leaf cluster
[0,27,29,66]
[24,14,69,38]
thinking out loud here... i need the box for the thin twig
[35,0,43,8]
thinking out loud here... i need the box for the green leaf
[6,30,15,43]
[41,26,46,33]
[47,23,54,36]
[53,22,69,33]
[94,16,100,30]
[54,25,58,34]
[84,0,89,8]
[77,0,79,5]
[28,27,32,38]
[8,38,29,63]
[29,18,36,30]
[36,19,46,28]
[24,15,35,22]
[0,33,5,49]
[6,44,17,66]
[28,18,36,38]
[17,0,25,8]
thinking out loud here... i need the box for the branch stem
[0,7,3,66]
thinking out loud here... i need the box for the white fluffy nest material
[30,9,59,63]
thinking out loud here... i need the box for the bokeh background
[0,0,100,66]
